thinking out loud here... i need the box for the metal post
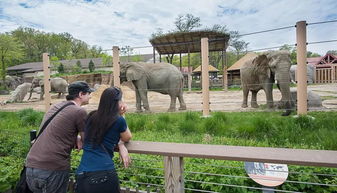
[159,54,162,62]
[201,38,210,117]
[42,53,51,111]
[113,46,120,87]
[296,21,308,115]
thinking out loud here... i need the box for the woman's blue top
[76,116,127,173]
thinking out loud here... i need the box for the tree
[76,60,82,68]
[0,33,24,89]
[326,50,337,55]
[229,31,249,60]
[174,14,201,32]
[58,63,65,73]
[88,60,95,72]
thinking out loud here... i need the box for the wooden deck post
[42,53,51,111]
[164,156,184,193]
[201,37,210,117]
[296,21,308,115]
[113,46,120,87]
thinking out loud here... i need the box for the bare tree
[174,14,201,32]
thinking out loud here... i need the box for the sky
[0,0,337,55]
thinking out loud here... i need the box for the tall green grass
[1,109,337,192]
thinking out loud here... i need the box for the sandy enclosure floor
[0,83,336,113]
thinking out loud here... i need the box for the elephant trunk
[276,68,293,116]
[28,86,34,100]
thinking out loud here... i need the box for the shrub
[89,59,95,72]
[17,108,43,127]
[57,63,65,73]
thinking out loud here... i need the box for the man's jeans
[26,167,69,193]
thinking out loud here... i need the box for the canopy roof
[150,30,230,55]
[192,65,219,73]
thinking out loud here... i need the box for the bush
[89,59,95,72]
[57,63,65,73]
[17,108,43,127]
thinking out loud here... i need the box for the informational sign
[244,162,288,187]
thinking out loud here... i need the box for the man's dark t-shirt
[26,101,87,171]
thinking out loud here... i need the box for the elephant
[240,50,293,116]
[290,64,315,84]
[28,77,68,100]
[120,62,187,112]
[289,88,322,109]
[1,83,31,105]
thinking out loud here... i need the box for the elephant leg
[178,93,186,110]
[135,90,142,113]
[40,91,44,100]
[168,95,177,112]
[241,86,249,108]
[139,90,150,112]
[264,83,274,109]
[251,90,259,108]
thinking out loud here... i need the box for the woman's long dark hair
[86,87,122,145]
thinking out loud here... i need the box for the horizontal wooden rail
[125,141,337,168]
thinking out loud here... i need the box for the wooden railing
[124,141,337,193]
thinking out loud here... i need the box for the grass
[1,109,337,192]
[125,111,337,150]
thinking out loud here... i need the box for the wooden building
[308,53,337,83]
[227,52,257,86]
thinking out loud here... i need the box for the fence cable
[185,179,303,193]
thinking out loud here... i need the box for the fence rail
[122,141,337,193]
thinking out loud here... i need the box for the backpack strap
[36,102,75,139]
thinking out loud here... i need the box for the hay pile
[89,83,135,104]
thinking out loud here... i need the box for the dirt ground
[0,83,336,113]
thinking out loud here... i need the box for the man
[25,81,93,193]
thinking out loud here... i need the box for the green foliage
[57,62,65,73]
[76,60,82,68]
[17,108,43,127]
[88,59,95,72]
[8,27,102,65]
[0,157,24,192]
[1,110,337,192]
[71,64,82,73]
[0,33,24,88]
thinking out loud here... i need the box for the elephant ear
[126,63,145,81]
[252,55,270,77]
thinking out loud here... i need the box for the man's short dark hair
[66,81,94,100]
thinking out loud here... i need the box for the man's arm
[76,131,85,150]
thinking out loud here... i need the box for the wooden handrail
[125,141,337,168]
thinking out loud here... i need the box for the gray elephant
[289,88,322,109]
[290,64,315,84]
[120,62,186,112]
[1,83,31,105]
[240,50,293,116]
[28,77,68,100]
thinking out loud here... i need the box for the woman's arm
[120,128,132,142]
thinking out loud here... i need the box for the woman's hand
[119,101,128,116]
[118,143,131,168]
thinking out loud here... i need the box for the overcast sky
[0,0,336,55]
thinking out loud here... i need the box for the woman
[76,87,132,193]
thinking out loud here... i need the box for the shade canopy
[149,30,230,55]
